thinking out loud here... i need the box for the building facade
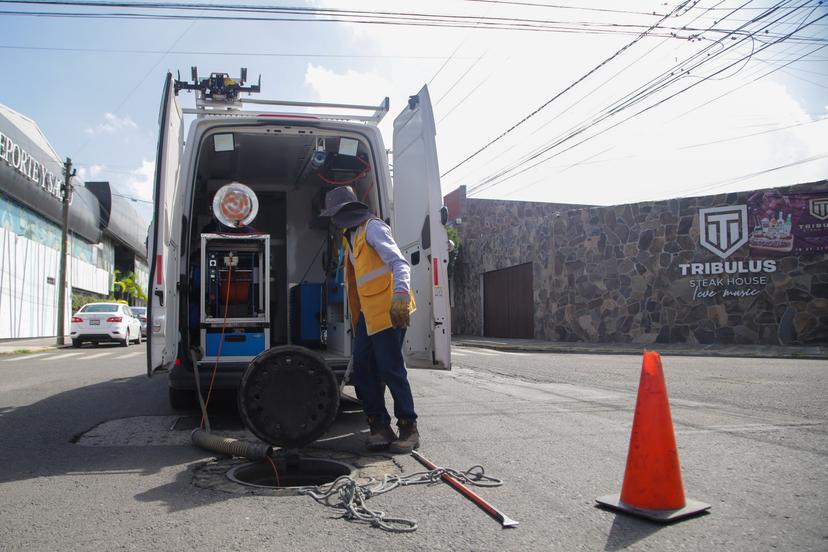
[0,104,148,339]
[446,181,827,346]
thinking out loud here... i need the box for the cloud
[79,160,154,224]
[85,113,138,135]
[76,163,106,181]
[304,63,401,140]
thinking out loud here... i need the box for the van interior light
[214,134,235,152]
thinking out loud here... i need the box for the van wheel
[72,339,81,348]
[169,388,197,410]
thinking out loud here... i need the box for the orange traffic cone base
[596,493,710,523]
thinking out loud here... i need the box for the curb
[452,341,827,361]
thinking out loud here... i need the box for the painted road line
[3,352,50,362]
[81,352,114,360]
[452,351,468,356]
[44,352,83,361]
[115,352,144,359]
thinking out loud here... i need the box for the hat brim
[320,200,369,218]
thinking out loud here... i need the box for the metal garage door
[483,263,534,339]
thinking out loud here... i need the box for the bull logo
[810,197,828,221]
[699,205,748,259]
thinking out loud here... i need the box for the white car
[70,302,143,348]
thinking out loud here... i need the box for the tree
[446,225,462,279]
[113,269,148,304]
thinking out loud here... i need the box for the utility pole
[56,158,73,346]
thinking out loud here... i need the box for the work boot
[366,417,396,451]
[389,419,420,454]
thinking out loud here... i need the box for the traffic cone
[596,351,710,523]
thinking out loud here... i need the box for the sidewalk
[0,337,68,355]
[452,335,827,360]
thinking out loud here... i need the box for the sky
[0,0,826,225]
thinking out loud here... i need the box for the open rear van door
[147,72,183,377]
[392,85,451,370]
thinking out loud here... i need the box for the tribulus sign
[677,260,777,276]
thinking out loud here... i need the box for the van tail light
[106,316,123,323]
[71,316,83,323]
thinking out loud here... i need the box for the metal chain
[299,465,503,533]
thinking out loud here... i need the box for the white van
[146,70,451,409]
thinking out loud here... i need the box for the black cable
[468,1,823,196]
[440,0,695,178]
[465,0,772,194]
[299,238,327,284]
[0,43,476,60]
[476,28,827,197]
[450,0,734,186]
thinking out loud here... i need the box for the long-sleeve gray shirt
[348,219,411,294]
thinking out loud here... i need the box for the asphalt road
[0,343,825,551]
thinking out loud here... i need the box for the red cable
[201,263,232,429]
[316,155,370,186]
[266,456,282,487]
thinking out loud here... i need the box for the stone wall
[450,181,828,345]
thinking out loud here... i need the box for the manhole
[227,457,353,489]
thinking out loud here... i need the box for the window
[80,304,119,313]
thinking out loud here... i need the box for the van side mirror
[440,205,449,226]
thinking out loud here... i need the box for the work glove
[390,293,411,329]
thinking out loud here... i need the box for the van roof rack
[175,67,389,125]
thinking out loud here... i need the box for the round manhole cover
[238,345,339,448]
[227,457,353,489]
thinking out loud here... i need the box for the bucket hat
[320,186,369,217]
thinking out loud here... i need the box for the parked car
[131,306,147,338]
[70,302,143,348]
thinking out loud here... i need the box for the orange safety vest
[344,220,416,336]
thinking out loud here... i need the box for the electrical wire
[467,2,825,197]
[3,1,820,43]
[266,456,281,487]
[675,151,828,196]
[434,52,488,106]
[446,0,734,186]
[440,0,695,178]
[0,43,479,60]
[316,155,370,186]
[463,0,762,192]
[201,261,231,430]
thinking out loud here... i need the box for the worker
[321,185,419,453]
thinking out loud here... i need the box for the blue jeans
[351,313,417,424]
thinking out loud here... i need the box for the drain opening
[227,457,352,489]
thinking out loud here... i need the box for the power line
[0,43,479,60]
[460,0,668,18]
[446,0,736,188]
[464,0,772,194]
[676,151,828,196]
[439,0,695,178]
[3,1,821,44]
[434,52,488,106]
[678,116,828,149]
[467,3,826,197]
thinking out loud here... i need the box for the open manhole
[227,457,353,489]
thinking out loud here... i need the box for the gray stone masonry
[451,181,828,346]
